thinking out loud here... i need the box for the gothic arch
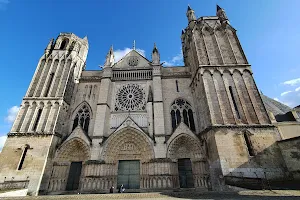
[55,137,90,162]
[101,127,154,163]
[71,101,92,133]
[169,98,196,132]
[72,101,93,119]
[167,133,204,161]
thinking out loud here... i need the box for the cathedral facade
[0,5,290,195]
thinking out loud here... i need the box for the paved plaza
[1,190,300,200]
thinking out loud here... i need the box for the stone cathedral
[0,5,299,196]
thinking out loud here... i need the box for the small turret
[186,5,196,23]
[217,5,230,24]
[45,38,54,55]
[152,43,160,65]
[103,45,114,68]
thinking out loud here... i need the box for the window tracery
[170,98,196,131]
[115,84,146,111]
[72,104,90,133]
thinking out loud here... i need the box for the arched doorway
[48,138,90,192]
[167,133,209,189]
[101,127,154,189]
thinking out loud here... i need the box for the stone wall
[204,127,287,190]
[0,135,53,195]
[276,122,300,140]
[278,136,300,180]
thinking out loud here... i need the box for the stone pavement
[1,190,300,200]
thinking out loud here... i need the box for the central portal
[117,160,140,189]
[178,158,194,188]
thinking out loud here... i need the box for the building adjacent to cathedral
[0,5,299,196]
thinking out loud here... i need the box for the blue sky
[0,0,300,150]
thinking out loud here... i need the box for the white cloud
[114,48,145,63]
[283,78,300,86]
[274,98,279,101]
[0,135,7,152]
[0,0,9,10]
[162,49,183,67]
[295,87,300,92]
[280,91,292,96]
[5,106,20,123]
[275,89,300,108]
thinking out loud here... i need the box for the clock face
[128,56,139,66]
[115,84,146,111]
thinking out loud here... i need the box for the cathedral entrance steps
[4,190,300,199]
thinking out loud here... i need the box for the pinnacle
[217,5,222,11]
[187,4,192,11]
[152,43,158,53]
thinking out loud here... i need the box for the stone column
[146,101,153,139]
[45,103,60,133]
[11,103,29,132]
[92,67,112,160]
[152,65,166,158]
[20,102,37,132]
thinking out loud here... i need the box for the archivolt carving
[101,127,154,163]
[167,133,204,161]
[55,137,90,162]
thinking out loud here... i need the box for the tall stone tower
[182,5,286,190]
[0,33,88,195]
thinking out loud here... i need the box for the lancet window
[72,104,90,133]
[171,98,196,131]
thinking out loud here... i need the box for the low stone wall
[0,180,29,190]
[278,136,300,180]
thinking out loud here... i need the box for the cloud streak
[281,91,292,96]
[283,78,300,86]
[162,49,183,66]
[114,48,145,63]
[5,106,19,123]
[0,0,9,10]
[0,135,7,152]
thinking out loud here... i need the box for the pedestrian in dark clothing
[109,186,114,193]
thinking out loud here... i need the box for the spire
[133,40,136,50]
[103,45,114,68]
[152,43,158,53]
[83,36,88,41]
[152,43,160,65]
[182,29,185,35]
[186,4,196,23]
[216,5,230,24]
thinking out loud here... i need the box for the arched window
[17,144,30,170]
[72,104,90,133]
[170,98,196,131]
[60,39,69,50]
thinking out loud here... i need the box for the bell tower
[0,33,88,195]
[182,5,285,191]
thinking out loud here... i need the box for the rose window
[128,56,139,66]
[115,84,146,111]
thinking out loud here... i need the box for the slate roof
[260,94,291,116]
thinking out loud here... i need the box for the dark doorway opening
[117,160,140,189]
[66,162,82,191]
[178,158,194,188]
